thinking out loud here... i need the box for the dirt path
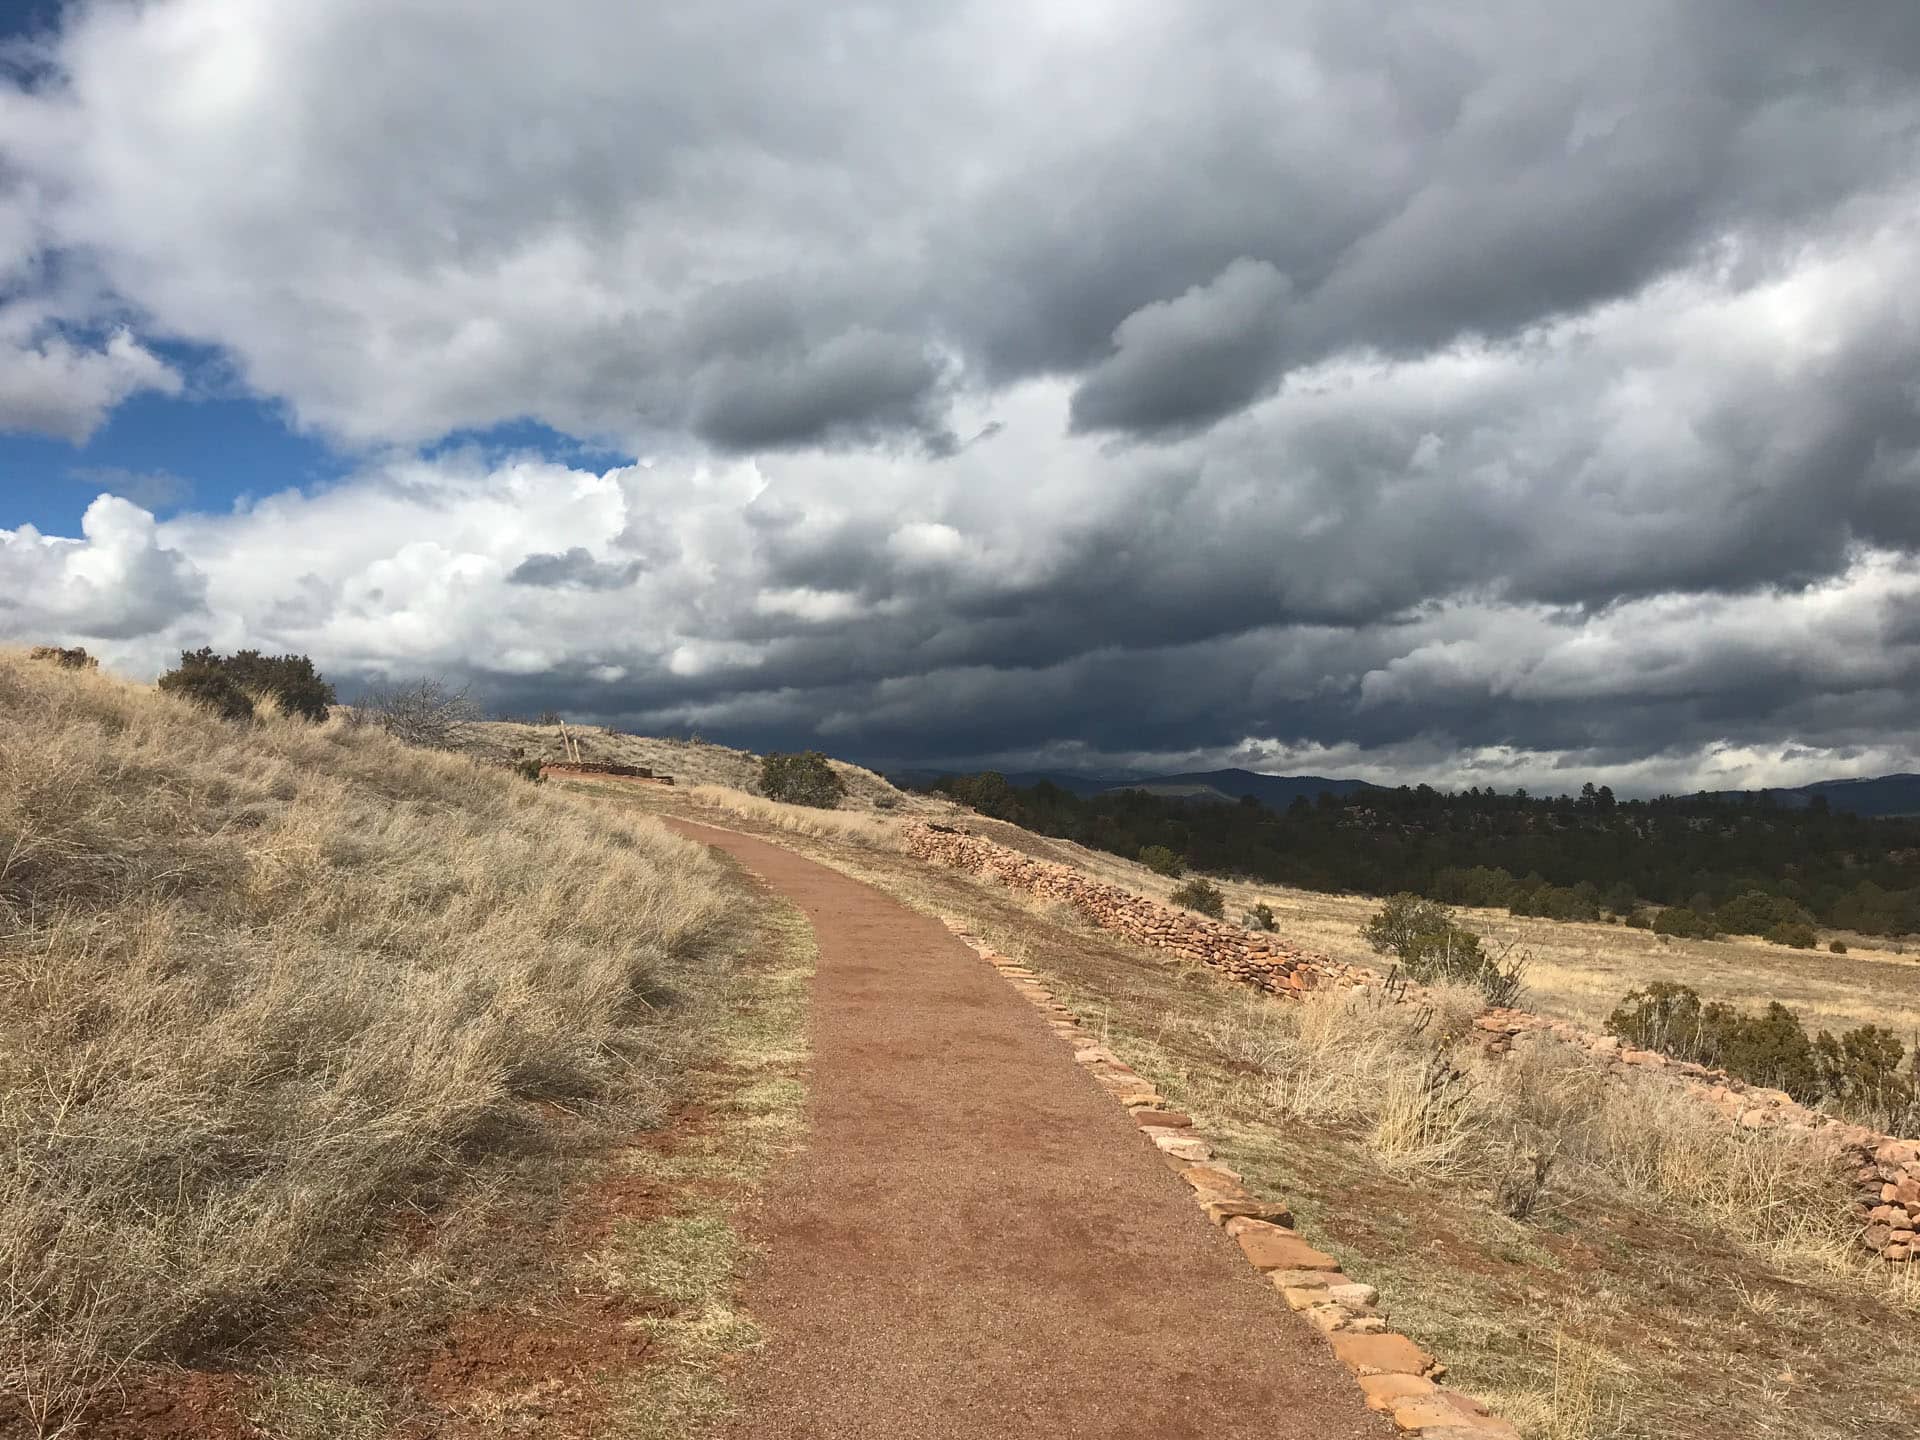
[665,820,1389,1440]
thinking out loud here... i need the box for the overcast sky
[4,1,1919,794]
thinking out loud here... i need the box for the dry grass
[1182,984,1855,1257]
[676,784,919,848]
[0,652,741,1434]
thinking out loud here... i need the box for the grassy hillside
[470,718,909,809]
[0,653,743,1433]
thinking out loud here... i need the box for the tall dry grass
[677,784,910,850]
[0,652,737,1433]
[1188,983,1855,1256]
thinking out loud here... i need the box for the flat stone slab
[1179,1165,1248,1197]
[1150,1132,1214,1161]
[1131,1109,1194,1128]
[1236,1225,1340,1272]
[1202,1198,1294,1228]
[1328,1330,1438,1378]
[1357,1374,1437,1411]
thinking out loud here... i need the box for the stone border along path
[943,921,1522,1440]
[661,818,1393,1440]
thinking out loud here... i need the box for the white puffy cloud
[0,494,205,641]
[0,328,182,442]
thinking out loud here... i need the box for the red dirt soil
[666,819,1391,1440]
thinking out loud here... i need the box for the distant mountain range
[887,765,1379,806]
[1698,773,1920,818]
[890,765,1920,818]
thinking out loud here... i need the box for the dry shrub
[0,652,737,1432]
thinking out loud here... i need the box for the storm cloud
[3,0,1920,792]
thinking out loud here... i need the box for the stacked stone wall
[904,820,1920,1262]
[903,823,1365,996]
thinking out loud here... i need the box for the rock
[1268,1267,1340,1290]
[1357,1373,1438,1411]
[1392,1396,1521,1437]
[1150,1132,1214,1161]
[1326,1281,1379,1307]
[1131,1109,1194,1128]
[1237,1226,1340,1272]
[1328,1330,1440,1378]
[1222,1211,1295,1235]
[1875,1139,1920,1167]
[1179,1165,1247,1197]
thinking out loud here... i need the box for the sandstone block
[1179,1164,1245,1195]
[1131,1108,1194,1128]
[1237,1226,1339,1272]
[1151,1132,1214,1162]
[1329,1330,1438,1377]
[1358,1373,1437,1411]
[1222,1209,1295,1235]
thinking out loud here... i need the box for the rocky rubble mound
[903,823,1366,995]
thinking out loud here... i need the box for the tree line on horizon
[920,771,1920,938]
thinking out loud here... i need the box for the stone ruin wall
[903,821,1920,1263]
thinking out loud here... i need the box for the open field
[0,655,792,1438]
[599,782,1920,1440]
[958,818,1920,1039]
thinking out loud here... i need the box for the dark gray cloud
[507,547,644,590]
[1069,260,1292,435]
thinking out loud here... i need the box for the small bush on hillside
[1765,920,1818,950]
[157,648,335,723]
[1361,893,1527,1006]
[1715,890,1816,938]
[1624,908,1652,929]
[758,750,846,808]
[156,652,258,722]
[1814,1025,1917,1133]
[1170,877,1226,918]
[1606,981,1826,1103]
[1361,893,1455,960]
[1652,906,1718,940]
[29,645,97,669]
[1138,844,1186,878]
[1244,902,1276,932]
[1509,881,1601,922]
[512,758,545,783]
[1829,939,1848,954]
[1429,864,1517,908]
[358,676,482,749]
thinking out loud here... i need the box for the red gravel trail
[667,819,1389,1440]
